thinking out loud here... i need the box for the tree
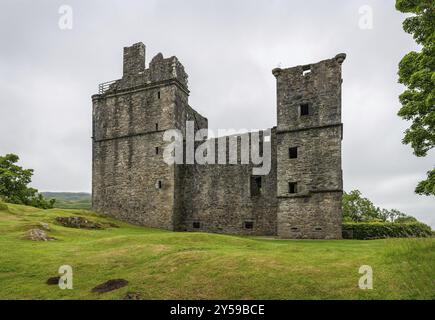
[0,154,55,209]
[342,190,380,222]
[396,0,435,195]
[342,190,418,223]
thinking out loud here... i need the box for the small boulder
[122,292,141,300]
[91,279,129,293]
[56,216,103,229]
[25,228,55,241]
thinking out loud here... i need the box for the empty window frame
[250,176,262,196]
[302,65,312,76]
[300,104,309,116]
[289,147,298,159]
[244,221,254,229]
[156,180,162,189]
[193,221,200,229]
[288,182,297,194]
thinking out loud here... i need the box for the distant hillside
[41,192,91,209]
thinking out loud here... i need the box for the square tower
[92,43,207,230]
[273,53,346,239]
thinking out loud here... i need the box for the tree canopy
[0,154,55,209]
[342,190,417,223]
[396,0,435,195]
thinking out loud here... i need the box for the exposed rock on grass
[122,292,141,300]
[25,228,55,241]
[56,216,102,229]
[91,279,129,293]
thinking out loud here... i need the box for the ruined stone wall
[179,130,278,236]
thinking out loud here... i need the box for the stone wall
[179,130,277,236]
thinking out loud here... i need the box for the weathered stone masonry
[92,42,345,239]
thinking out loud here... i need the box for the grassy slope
[0,203,433,300]
[41,192,91,210]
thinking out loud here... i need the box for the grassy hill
[41,192,91,210]
[0,202,433,300]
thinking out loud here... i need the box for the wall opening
[302,65,312,76]
[157,91,161,99]
[156,180,162,189]
[300,104,309,116]
[155,147,159,155]
[244,221,254,229]
[193,221,200,229]
[291,227,299,232]
[250,176,262,197]
[155,123,159,131]
[288,182,297,194]
[289,147,298,159]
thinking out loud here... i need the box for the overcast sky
[0,0,433,227]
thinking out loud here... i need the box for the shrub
[342,222,432,240]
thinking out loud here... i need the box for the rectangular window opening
[289,147,298,159]
[157,91,161,99]
[155,147,159,155]
[250,176,262,197]
[155,123,159,131]
[302,65,311,76]
[244,221,254,229]
[156,180,162,189]
[300,104,309,116]
[193,222,200,229]
[288,182,297,194]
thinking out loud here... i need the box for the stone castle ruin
[92,42,345,239]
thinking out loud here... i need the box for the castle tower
[91,42,206,230]
[272,53,346,239]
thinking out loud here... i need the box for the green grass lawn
[0,203,433,300]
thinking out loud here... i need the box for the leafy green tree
[396,0,435,195]
[0,154,55,209]
[342,190,418,223]
[342,190,380,222]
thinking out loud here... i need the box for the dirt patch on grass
[91,279,129,293]
[46,276,60,285]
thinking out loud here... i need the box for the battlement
[96,42,188,96]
